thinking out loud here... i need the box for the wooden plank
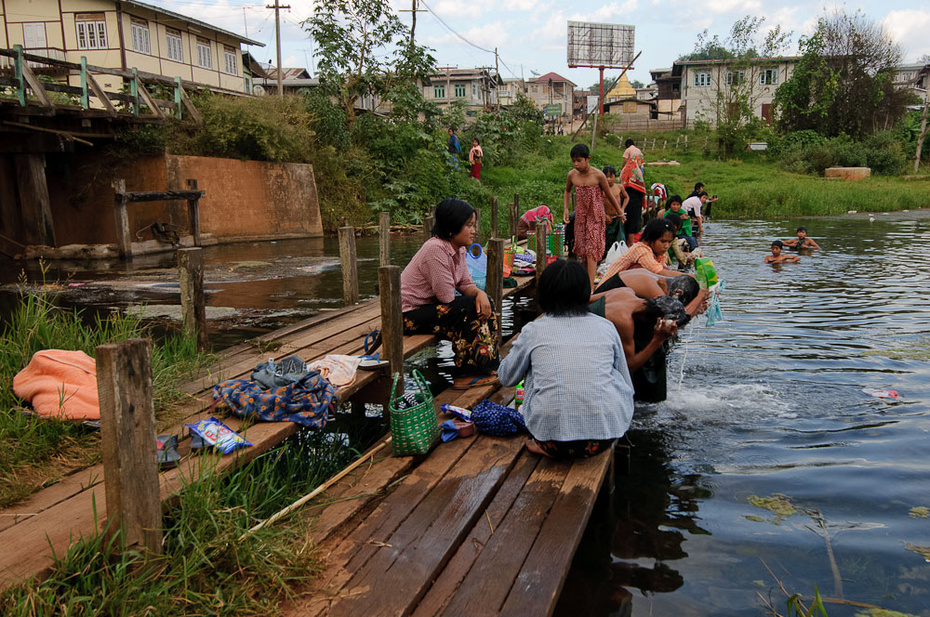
[84,71,117,116]
[96,339,162,554]
[440,458,570,616]
[412,451,539,617]
[123,189,203,202]
[19,62,53,108]
[339,227,359,305]
[499,451,612,616]
[137,81,164,119]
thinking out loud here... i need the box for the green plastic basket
[389,370,439,456]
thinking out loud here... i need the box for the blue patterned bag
[213,371,337,429]
[471,399,527,436]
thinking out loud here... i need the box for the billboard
[567,21,635,69]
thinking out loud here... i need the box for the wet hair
[431,198,476,240]
[665,212,682,231]
[693,182,704,192]
[641,295,691,327]
[667,275,699,307]
[666,194,683,207]
[771,240,785,249]
[570,144,590,159]
[537,259,591,316]
[797,226,807,233]
[625,139,635,147]
[602,164,617,176]
[640,218,676,244]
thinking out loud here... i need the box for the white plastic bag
[604,240,628,265]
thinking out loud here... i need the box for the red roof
[534,72,575,86]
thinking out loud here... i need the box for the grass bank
[474,134,930,236]
[0,431,359,616]
[0,289,213,508]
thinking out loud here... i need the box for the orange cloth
[13,350,100,420]
[602,242,667,281]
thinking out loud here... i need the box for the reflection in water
[560,213,930,616]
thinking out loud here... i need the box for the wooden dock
[0,219,615,615]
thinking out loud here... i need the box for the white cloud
[883,9,930,62]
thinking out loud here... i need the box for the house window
[693,70,711,87]
[454,84,466,98]
[433,85,445,98]
[760,68,778,85]
[23,23,47,49]
[223,46,238,75]
[726,70,744,86]
[196,38,212,69]
[166,29,183,62]
[130,19,150,54]
[76,14,107,50]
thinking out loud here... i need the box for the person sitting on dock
[781,226,820,250]
[596,218,682,286]
[498,259,634,460]
[401,198,500,389]
[765,240,801,264]
[587,287,688,374]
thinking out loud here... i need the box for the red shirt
[401,237,475,312]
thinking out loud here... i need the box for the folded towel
[13,350,99,420]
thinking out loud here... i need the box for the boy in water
[782,226,820,250]
[765,240,801,264]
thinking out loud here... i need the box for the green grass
[0,431,359,616]
[0,290,213,508]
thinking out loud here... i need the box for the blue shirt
[498,313,634,442]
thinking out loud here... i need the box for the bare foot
[525,438,554,458]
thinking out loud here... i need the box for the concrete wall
[42,153,322,249]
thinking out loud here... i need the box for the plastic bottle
[515,380,525,407]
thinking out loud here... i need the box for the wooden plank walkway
[0,273,537,589]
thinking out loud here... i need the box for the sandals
[452,374,499,390]
[358,329,388,369]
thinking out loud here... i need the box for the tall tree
[304,0,434,128]
[774,10,909,138]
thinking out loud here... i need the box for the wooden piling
[338,226,359,305]
[185,179,201,247]
[423,216,434,242]
[113,179,131,258]
[509,199,518,239]
[379,211,390,267]
[536,220,548,285]
[490,196,499,239]
[486,238,504,345]
[96,338,162,555]
[177,247,208,351]
[379,265,403,392]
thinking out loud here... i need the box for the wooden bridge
[0,216,616,615]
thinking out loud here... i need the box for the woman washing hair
[401,198,500,389]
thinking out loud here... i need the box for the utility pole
[915,87,929,173]
[266,0,290,97]
[495,47,500,111]
[399,0,427,56]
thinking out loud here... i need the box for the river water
[3,214,930,615]
[559,212,930,616]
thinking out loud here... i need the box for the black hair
[602,164,617,176]
[431,198,476,241]
[625,139,635,147]
[640,218,676,244]
[665,212,682,231]
[797,226,807,233]
[697,191,708,198]
[666,194,683,207]
[667,275,699,307]
[693,182,704,191]
[570,144,590,159]
[640,295,691,327]
[472,137,480,144]
[772,240,785,248]
[537,259,590,316]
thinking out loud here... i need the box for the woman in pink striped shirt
[400,199,500,388]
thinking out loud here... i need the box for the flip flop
[357,329,387,369]
[452,374,499,390]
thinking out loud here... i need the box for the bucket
[466,243,487,290]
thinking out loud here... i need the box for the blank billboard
[567,21,635,68]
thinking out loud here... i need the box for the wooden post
[338,226,359,305]
[486,238,505,345]
[914,90,930,173]
[535,220,548,285]
[177,248,208,351]
[113,179,132,258]
[423,216,434,242]
[379,265,404,393]
[490,196,499,239]
[510,196,519,239]
[185,179,201,247]
[96,338,162,555]
[379,211,391,266]
[474,206,481,244]
[14,153,56,247]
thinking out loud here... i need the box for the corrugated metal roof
[124,0,264,47]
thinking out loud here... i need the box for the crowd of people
[398,139,727,461]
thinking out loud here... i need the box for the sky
[151,0,930,90]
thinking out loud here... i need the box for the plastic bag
[604,240,628,265]
[466,243,487,290]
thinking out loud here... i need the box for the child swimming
[765,240,801,264]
